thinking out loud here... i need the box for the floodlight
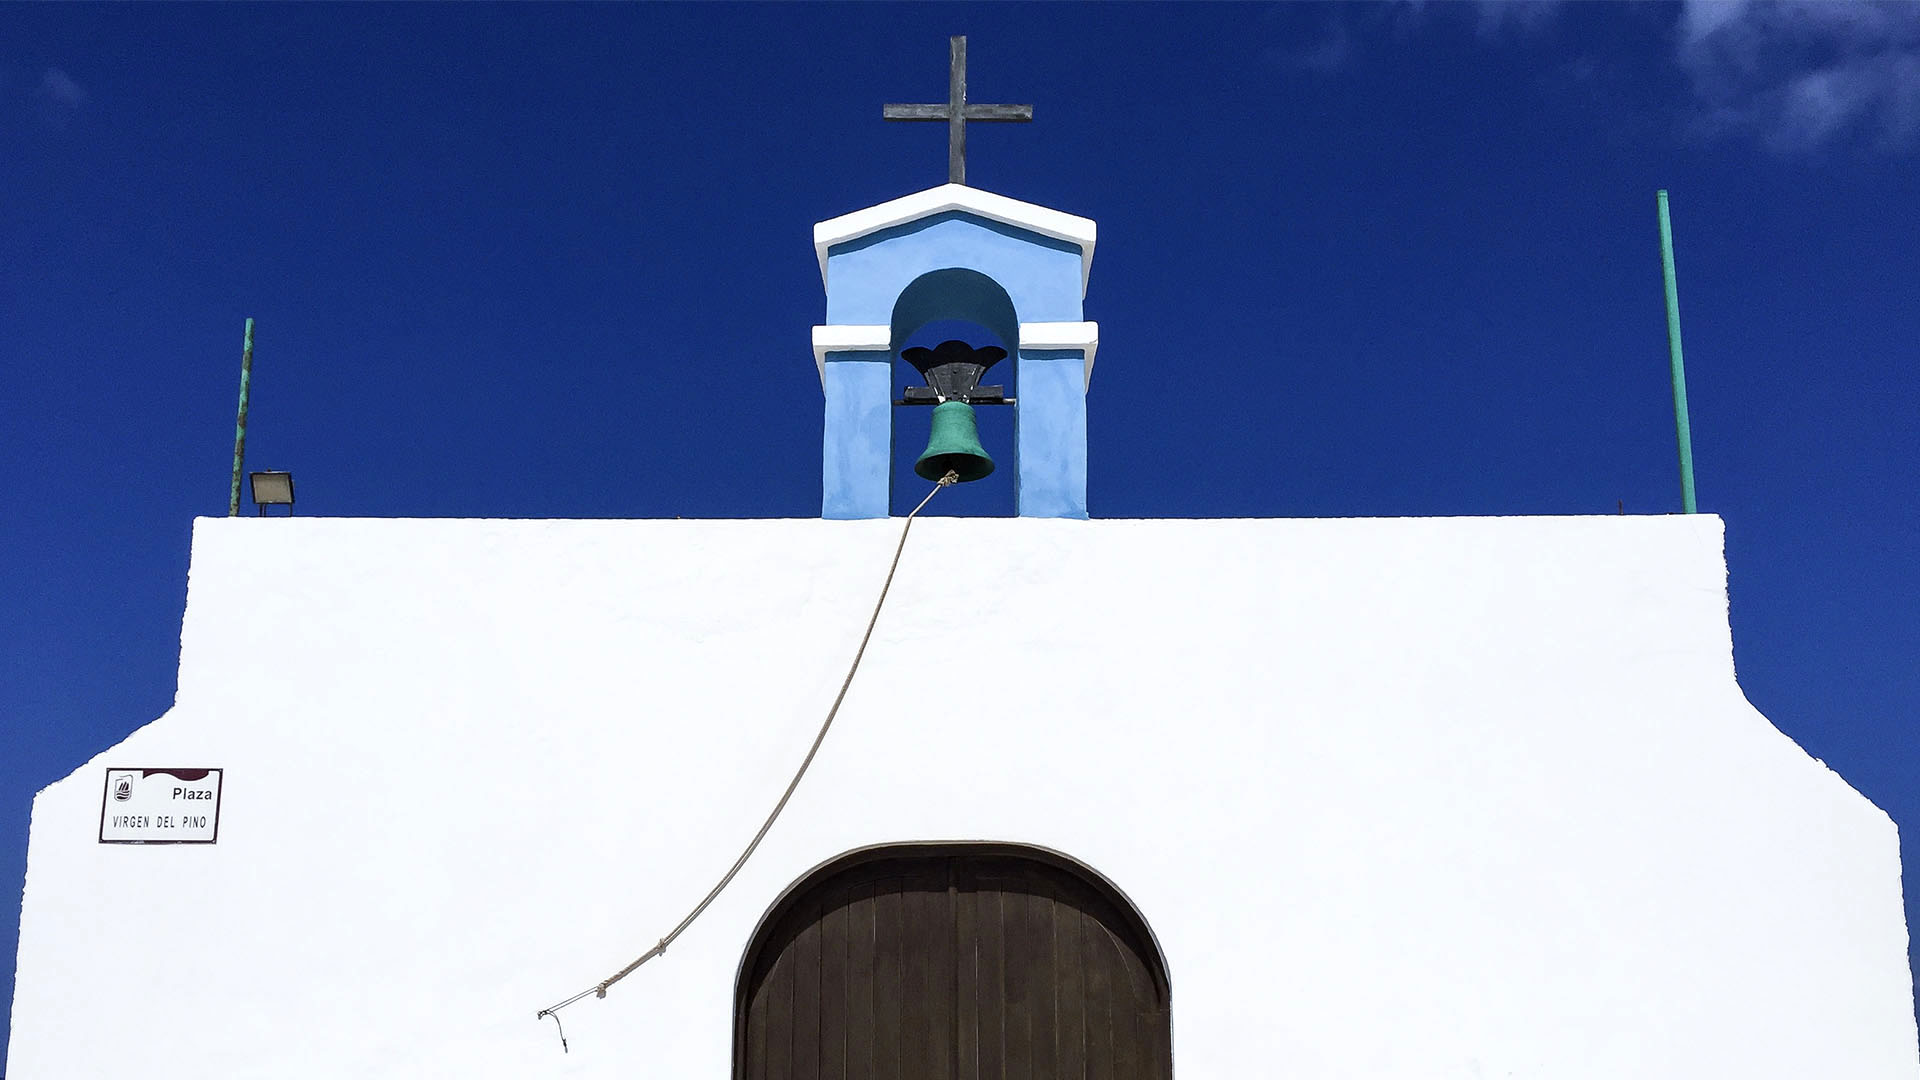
[249,470,295,516]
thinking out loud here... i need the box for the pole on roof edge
[1657,191,1697,514]
[227,318,255,516]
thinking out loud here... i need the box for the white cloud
[38,67,85,109]
[1290,18,1355,74]
[1677,0,1920,152]
[34,67,86,125]
[1274,2,1563,72]
[1471,0,1565,39]
[1285,0,1920,154]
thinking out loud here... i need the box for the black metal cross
[883,36,1032,186]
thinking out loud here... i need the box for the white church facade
[8,78,1917,1077]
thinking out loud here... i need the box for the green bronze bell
[914,400,995,482]
[901,339,1005,484]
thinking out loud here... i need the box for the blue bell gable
[811,184,1098,519]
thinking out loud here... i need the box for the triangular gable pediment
[813,183,1096,294]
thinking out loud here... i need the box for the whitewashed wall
[9,515,1915,1078]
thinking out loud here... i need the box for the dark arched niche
[735,843,1171,1080]
[889,268,1021,357]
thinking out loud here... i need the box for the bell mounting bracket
[895,339,1015,406]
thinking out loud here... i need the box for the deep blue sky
[4,2,1917,1066]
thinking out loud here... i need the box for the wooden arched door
[737,844,1170,1080]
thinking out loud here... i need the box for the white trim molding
[813,184,1097,296]
[811,321,1101,389]
[1020,321,1100,388]
[811,324,891,383]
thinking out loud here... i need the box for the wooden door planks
[737,848,1168,1080]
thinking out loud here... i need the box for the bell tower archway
[811,186,1100,520]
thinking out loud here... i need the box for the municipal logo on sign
[99,768,223,844]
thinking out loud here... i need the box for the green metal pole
[227,318,255,516]
[1656,191,1698,514]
